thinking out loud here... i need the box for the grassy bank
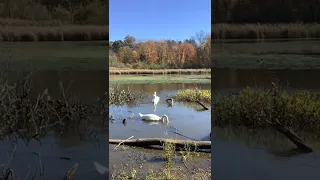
[212,40,320,69]
[213,86,320,133]
[0,25,108,41]
[212,23,320,40]
[109,68,211,75]
[109,74,211,84]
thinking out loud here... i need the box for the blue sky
[109,0,210,41]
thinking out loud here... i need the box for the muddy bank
[109,145,211,179]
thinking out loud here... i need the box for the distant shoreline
[212,23,320,40]
[0,25,108,41]
[109,68,211,75]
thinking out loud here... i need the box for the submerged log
[109,138,211,151]
[196,101,209,110]
[269,119,313,153]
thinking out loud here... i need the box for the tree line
[213,0,320,23]
[109,32,211,69]
[0,0,107,25]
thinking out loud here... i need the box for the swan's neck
[161,116,168,122]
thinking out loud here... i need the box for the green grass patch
[109,75,211,84]
[176,89,211,104]
[213,87,320,133]
[212,40,320,69]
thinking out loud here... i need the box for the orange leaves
[140,40,158,64]
[111,32,211,68]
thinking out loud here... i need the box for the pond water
[0,70,108,179]
[212,68,320,180]
[109,83,211,141]
[109,82,212,177]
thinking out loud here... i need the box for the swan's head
[153,92,157,96]
[161,114,169,125]
[161,114,169,123]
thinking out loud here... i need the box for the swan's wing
[141,114,160,120]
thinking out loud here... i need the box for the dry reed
[0,25,108,41]
[212,23,320,39]
[109,68,211,75]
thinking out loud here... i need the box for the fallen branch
[196,101,209,110]
[269,119,313,153]
[114,135,134,150]
[109,138,211,151]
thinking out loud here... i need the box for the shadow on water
[0,70,108,180]
[212,68,320,180]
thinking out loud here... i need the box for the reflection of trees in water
[213,126,320,155]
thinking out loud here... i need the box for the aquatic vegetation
[109,84,147,105]
[0,72,107,140]
[176,89,211,104]
[213,86,320,133]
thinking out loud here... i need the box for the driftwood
[269,119,313,153]
[196,101,209,110]
[109,138,211,152]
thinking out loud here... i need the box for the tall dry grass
[0,25,108,41]
[212,23,320,39]
[0,18,64,26]
[109,68,211,75]
[0,18,108,41]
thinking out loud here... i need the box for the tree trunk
[109,138,211,151]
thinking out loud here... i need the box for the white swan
[152,92,160,106]
[139,113,169,123]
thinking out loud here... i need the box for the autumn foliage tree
[109,31,211,69]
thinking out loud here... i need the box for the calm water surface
[109,83,211,141]
[212,68,320,180]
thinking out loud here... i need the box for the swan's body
[152,92,160,106]
[139,113,169,123]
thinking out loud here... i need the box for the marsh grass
[213,85,320,133]
[109,85,148,106]
[176,89,211,104]
[212,23,320,39]
[0,25,108,41]
[0,18,64,26]
[0,72,107,140]
[109,68,211,75]
[0,71,107,179]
